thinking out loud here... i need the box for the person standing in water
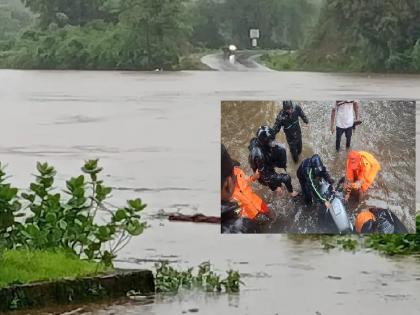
[272,100,309,163]
[331,100,360,151]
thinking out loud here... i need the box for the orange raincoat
[232,166,269,220]
[346,151,381,192]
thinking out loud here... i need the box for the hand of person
[253,169,260,180]
[344,193,350,203]
[275,186,284,197]
[331,126,335,134]
[353,181,362,189]
[325,201,332,209]
[290,191,299,197]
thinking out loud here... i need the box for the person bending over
[248,126,298,197]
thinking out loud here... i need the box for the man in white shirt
[330,101,360,151]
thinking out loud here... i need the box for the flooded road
[221,101,416,233]
[1,70,420,314]
[201,51,271,71]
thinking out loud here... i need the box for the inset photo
[221,100,416,234]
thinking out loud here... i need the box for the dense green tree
[188,0,225,48]
[186,0,320,50]
[300,0,420,71]
[0,0,33,42]
[21,0,109,27]
[117,0,191,69]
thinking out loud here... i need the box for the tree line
[0,0,319,70]
[1,0,420,72]
[299,0,420,72]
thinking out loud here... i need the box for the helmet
[256,126,275,147]
[355,210,376,233]
[282,100,293,111]
[310,154,325,177]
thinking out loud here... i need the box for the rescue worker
[249,126,299,197]
[296,154,334,208]
[232,163,275,225]
[355,207,408,234]
[345,151,381,202]
[273,100,309,163]
[221,144,258,233]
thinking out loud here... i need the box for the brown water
[221,101,416,233]
[1,69,420,314]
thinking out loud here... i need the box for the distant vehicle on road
[222,44,237,64]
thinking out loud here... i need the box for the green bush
[0,160,146,266]
[365,214,420,255]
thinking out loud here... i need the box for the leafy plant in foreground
[0,160,146,266]
[155,261,243,293]
[365,214,420,255]
[0,163,23,250]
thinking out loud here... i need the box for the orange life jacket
[346,151,381,192]
[355,210,376,233]
[232,167,269,220]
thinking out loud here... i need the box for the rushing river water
[221,100,416,233]
[1,69,420,314]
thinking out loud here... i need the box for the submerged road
[201,50,272,71]
[0,67,419,314]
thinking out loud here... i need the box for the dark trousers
[288,137,302,163]
[260,172,293,193]
[297,166,313,205]
[336,127,352,151]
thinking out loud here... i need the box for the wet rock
[327,275,342,280]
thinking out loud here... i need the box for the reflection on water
[221,101,416,233]
[19,242,420,315]
[0,71,419,314]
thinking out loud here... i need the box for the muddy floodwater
[221,101,416,233]
[1,69,420,314]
